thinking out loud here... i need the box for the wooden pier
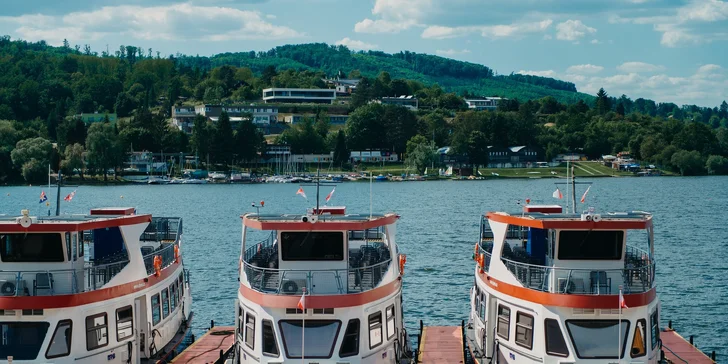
[416,323,465,364]
[661,328,717,364]
[171,326,235,364]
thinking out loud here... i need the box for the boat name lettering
[509,352,515,360]
[108,353,116,360]
[134,283,146,290]
[488,280,498,287]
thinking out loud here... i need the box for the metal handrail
[242,258,393,295]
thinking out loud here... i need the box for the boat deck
[417,325,465,364]
[661,328,716,364]
[170,326,235,364]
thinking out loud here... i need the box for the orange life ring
[478,253,485,269]
[174,245,180,263]
[473,244,479,260]
[398,254,407,276]
[153,255,162,277]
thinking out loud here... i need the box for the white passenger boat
[0,208,192,363]
[236,202,413,363]
[467,203,660,364]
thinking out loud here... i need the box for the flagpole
[301,288,305,364]
[618,285,622,363]
[47,164,51,216]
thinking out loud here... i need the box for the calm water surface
[1,177,726,358]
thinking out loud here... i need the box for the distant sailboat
[424,167,428,175]
[445,166,453,176]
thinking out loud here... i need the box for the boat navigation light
[17,209,32,228]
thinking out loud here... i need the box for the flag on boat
[297,289,306,311]
[64,190,76,202]
[552,187,563,199]
[580,186,591,203]
[296,187,307,199]
[619,289,628,309]
[39,191,47,204]
[325,187,335,203]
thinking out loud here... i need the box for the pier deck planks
[170,326,235,364]
[661,329,716,364]
[418,326,465,364]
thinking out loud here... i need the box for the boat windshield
[0,322,50,360]
[0,233,64,262]
[566,320,630,359]
[279,320,341,358]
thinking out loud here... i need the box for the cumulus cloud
[555,20,596,41]
[422,20,552,40]
[354,0,432,33]
[566,64,604,74]
[334,37,378,51]
[516,70,557,77]
[435,49,471,56]
[0,4,301,45]
[617,62,666,73]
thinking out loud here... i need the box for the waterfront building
[262,88,337,104]
[372,96,418,110]
[465,97,505,111]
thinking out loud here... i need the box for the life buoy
[473,244,479,260]
[174,245,180,263]
[153,255,162,277]
[478,253,485,272]
[398,254,407,276]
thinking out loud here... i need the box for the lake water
[1,177,726,359]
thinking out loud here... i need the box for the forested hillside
[1,36,728,184]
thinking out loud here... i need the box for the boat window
[369,311,383,348]
[85,313,109,350]
[46,320,72,359]
[262,319,279,357]
[237,307,244,339]
[650,310,659,349]
[116,306,134,341]
[0,233,64,262]
[480,292,487,321]
[66,232,71,261]
[79,232,85,257]
[631,319,647,358]
[544,319,569,357]
[339,319,360,357]
[386,305,396,340]
[151,294,161,325]
[278,320,341,358]
[178,272,184,299]
[280,232,344,261]
[515,312,534,350]
[245,313,255,350]
[558,231,624,260]
[169,283,177,312]
[71,233,77,261]
[566,320,630,359]
[161,289,170,319]
[497,305,510,340]
[0,322,50,360]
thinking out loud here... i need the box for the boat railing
[142,241,179,276]
[142,217,183,243]
[242,258,392,295]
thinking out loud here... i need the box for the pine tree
[595,88,611,115]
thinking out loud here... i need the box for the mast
[571,165,576,214]
[55,170,62,216]
[315,169,321,212]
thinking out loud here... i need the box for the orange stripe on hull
[239,278,401,308]
[478,271,656,308]
[0,261,182,309]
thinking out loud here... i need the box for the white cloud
[354,0,432,34]
[334,37,378,51]
[421,20,552,40]
[516,70,557,77]
[566,64,604,74]
[555,19,596,41]
[697,64,722,73]
[0,4,301,45]
[435,49,471,56]
[617,62,666,73]
[266,14,277,19]
[590,39,601,44]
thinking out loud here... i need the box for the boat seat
[590,271,611,294]
[34,272,54,296]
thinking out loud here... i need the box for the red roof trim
[242,214,399,231]
[486,212,651,230]
[0,260,182,309]
[0,214,152,233]
[90,207,136,216]
[239,278,401,308]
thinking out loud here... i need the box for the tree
[616,102,625,116]
[191,115,211,160]
[210,111,234,164]
[346,103,387,151]
[706,155,728,175]
[86,122,120,182]
[670,149,705,176]
[384,105,418,156]
[467,130,489,174]
[405,135,438,174]
[234,118,264,164]
[595,88,611,115]
[11,137,53,183]
[333,130,349,167]
[314,112,330,139]
[61,143,85,179]
[278,118,326,154]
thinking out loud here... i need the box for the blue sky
[1,0,727,106]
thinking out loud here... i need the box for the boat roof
[242,213,399,231]
[486,210,652,230]
[0,208,151,233]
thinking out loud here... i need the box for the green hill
[175,43,594,104]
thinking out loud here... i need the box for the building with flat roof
[172,104,279,134]
[373,96,418,110]
[262,88,336,104]
[465,97,505,111]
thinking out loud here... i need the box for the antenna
[299,169,337,214]
[55,170,62,216]
[369,171,373,219]
[555,160,592,214]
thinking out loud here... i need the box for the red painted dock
[417,326,465,364]
[661,329,716,364]
[171,326,235,364]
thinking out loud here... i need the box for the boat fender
[174,245,180,263]
[282,280,298,294]
[153,256,162,277]
[399,254,407,276]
